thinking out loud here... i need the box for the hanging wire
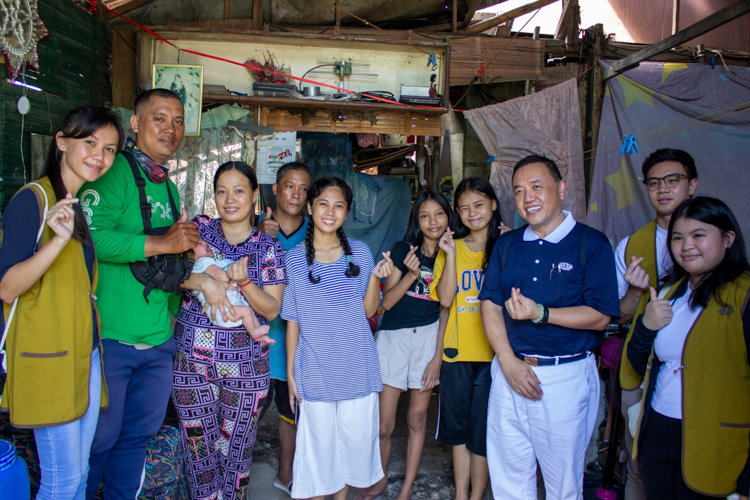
[453,7,542,109]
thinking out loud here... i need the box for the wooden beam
[555,0,579,42]
[104,0,158,14]
[602,0,750,80]
[461,0,480,29]
[452,0,458,32]
[460,0,558,35]
[224,0,230,19]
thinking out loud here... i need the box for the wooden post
[252,0,263,31]
[584,24,604,202]
[672,0,681,35]
[524,26,541,95]
[335,0,341,35]
[224,0,230,20]
[602,0,750,80]
[452,0,458,33]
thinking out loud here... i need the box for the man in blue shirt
[257,162,311,495]
[479,155,620,500]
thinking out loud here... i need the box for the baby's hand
[204,264,231,282]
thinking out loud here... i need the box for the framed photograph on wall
[152,64,203,136]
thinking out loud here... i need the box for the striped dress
[280,239,383,402]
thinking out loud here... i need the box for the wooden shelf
[203,94,448,116]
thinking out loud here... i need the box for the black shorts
[259,378,297,425]
[437,360,491,456]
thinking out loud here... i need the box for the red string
[94,1,461,112]
[477,61,487,77]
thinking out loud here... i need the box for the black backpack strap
[122,150,152,233]
[165,181,181,221]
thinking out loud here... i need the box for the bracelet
[237,279,252,289]
[541,304,550,326]
[532,303,545,324]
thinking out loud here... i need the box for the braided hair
[306,177,359,283]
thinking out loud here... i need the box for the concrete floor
[248,385,606,500]
[248,388,474,500]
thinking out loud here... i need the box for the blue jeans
[86,338,175,500]
[34,348,102,500]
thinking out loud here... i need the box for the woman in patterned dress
[175,161,287,500]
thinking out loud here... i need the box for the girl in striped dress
[281,177,394,500]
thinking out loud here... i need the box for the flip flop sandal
[272,478,293,496]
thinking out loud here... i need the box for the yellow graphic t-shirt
[429,239,494,363]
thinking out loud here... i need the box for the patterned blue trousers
[172,323,269,500]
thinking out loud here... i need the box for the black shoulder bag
[123,151,195,302]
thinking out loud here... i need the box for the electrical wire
[298,64,336,92]
[315,0,478,70]
[453,7,542,109]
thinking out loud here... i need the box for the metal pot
[303,86,321,97]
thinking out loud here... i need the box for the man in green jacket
[82,89,199,500]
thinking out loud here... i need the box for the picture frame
[152,63,203,136]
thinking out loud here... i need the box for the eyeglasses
[643,173,689,191]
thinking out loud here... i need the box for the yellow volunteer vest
[620,220,659,390]
[632,275,750,495]
[0,178,108,428]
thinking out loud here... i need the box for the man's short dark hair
[134,89,183,116]
[512,155,562,182]
[641,148,697,180]
[276,162,312,185]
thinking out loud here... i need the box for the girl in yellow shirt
[429,177,503,500]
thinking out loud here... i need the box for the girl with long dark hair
[626,196,750,500]
[0,107,123,499]
[358,189,452,500]
[281,177,394,500]
[429,177,502,500]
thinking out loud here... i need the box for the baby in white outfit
[192,240,273,345]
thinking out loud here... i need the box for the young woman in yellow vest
[0,107,123,499]
[626,196,750,500]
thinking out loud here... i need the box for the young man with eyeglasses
[616,148,698,500]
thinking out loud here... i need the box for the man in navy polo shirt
[479,155,620,500]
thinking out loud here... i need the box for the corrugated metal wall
[0,0,112,211]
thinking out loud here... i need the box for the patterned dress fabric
[172,216,286,500]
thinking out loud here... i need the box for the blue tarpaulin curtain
[300,132,411,258]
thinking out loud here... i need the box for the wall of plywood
[140,30,447,100]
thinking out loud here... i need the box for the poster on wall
[256,132,297,184]
[152,64,203,136]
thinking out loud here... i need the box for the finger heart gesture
[404,245,421,278]
[624,256,650,292]
[46,193,79,243]
[373,251,394,279]
[504,287,541,321]
[227,256,250,285]
[439,228,456,255]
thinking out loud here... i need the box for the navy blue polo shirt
[478,212,620,357]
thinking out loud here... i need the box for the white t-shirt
[651,287,702,419]
[615,225,670,299]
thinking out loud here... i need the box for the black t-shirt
[379,240,441,331]
[0,189,98,349]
